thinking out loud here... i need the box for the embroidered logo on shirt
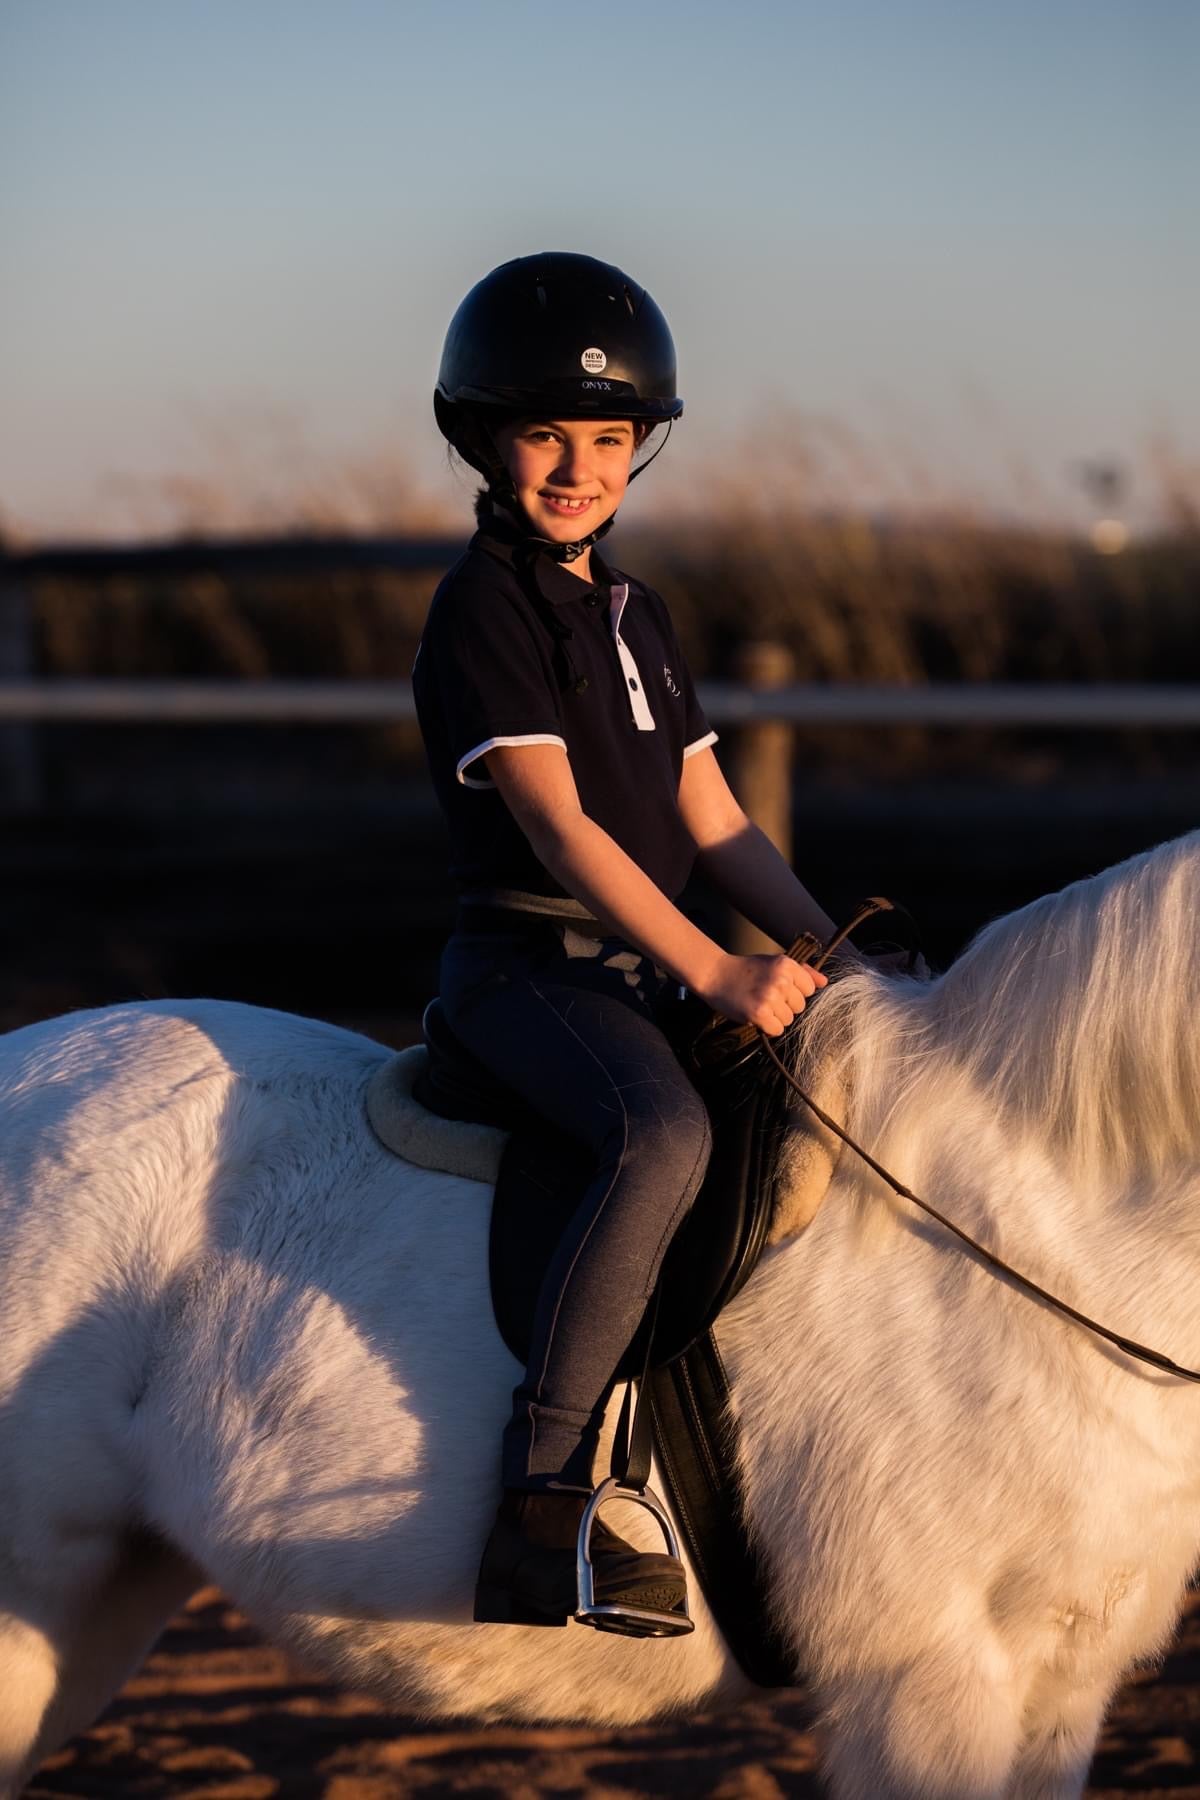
[663,664,681,697]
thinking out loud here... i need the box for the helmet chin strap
[482,419,673,564]
[492,496,617,563]
[626,418,673,486]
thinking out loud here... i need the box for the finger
[795,962,828,990]
[778,968,811,1004]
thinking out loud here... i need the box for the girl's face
[491,417,638,545]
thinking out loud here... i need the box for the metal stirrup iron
[574,1288,694,1638]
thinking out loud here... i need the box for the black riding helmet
[434,252,682,560]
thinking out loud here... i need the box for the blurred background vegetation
[3,423,1198,1039]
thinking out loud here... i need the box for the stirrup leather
[574,1476,694,1638]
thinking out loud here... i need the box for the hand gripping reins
[752,899,1200,1387]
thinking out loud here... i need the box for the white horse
[2,832,1199,1799]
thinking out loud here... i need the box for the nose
[553,437,594,488]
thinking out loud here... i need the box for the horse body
[1,834,1199,1798]
[0,1000,740,1790]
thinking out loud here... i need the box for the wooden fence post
[728,640,795,955]
[0,569,41,813]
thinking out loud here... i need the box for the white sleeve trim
[456,733,568,788]
[683,730,719,759]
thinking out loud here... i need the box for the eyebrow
[527,419,633,436]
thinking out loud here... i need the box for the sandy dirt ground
[25,1586,1200,1798]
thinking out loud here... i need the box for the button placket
[607,584,657,731]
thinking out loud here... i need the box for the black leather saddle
[415,995,793,1379]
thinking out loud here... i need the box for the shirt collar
[472,514,618,607]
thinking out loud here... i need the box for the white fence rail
[0,680,1198,727]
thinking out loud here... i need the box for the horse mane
[801,831,1200,1189]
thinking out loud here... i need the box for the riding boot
[473,1489,687,1627]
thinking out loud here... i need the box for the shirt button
[629,678,639,690]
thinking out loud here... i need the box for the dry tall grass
[12,416,1200,784]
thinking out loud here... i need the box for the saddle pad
[364,1047,506,1183]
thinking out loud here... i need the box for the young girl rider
[414,252,837,1633]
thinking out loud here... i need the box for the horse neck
[927,836,1200,1195]
[724,948,1200,1516]
[845,959,1200,1323]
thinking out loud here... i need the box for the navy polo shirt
[412,518,718,902]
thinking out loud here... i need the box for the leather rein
[728,899,1200,1388]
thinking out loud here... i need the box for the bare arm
[677,746,836,948]
[483,743,824,1033]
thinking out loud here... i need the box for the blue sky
[1,0,1196,538]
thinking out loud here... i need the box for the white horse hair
[2,832,1199,1798]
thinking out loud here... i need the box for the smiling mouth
[540,494,595,516]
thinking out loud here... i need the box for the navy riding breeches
[439,919,712,1492]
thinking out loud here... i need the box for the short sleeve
[420,583,566,789]
[681,672,718,761]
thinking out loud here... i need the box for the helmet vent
[535,284,548,309]
[623,286,636,316]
